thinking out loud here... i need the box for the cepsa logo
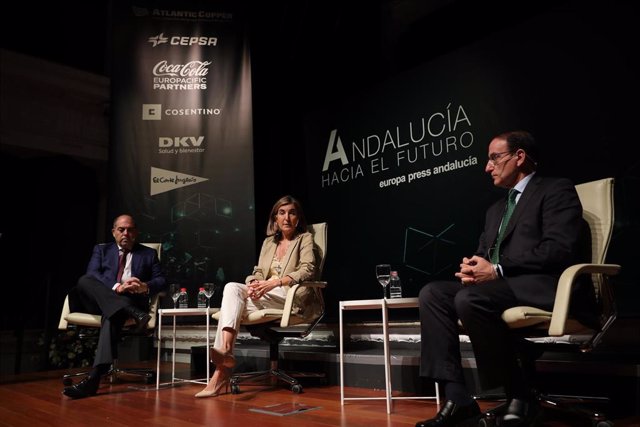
[148,33,217,47]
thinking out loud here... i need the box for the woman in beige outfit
[196,195,316,397]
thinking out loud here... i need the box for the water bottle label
[179,291,188,308]
[389,272,402,299]
[197,292,207,308]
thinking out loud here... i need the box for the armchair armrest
[280,281,327,327]
[146,291,165,329]
[548,263,621,336]
[58,295,71,330]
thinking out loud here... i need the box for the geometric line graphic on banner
[150,166,209,196]
[171,193,214,223]
[403,224,456,275]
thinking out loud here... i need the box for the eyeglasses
[487,151,515,167]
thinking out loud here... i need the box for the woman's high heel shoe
[195,368,230,398]
[210,348,236,368]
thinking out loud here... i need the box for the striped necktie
[117,249,129,283]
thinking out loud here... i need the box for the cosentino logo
[148,32,218,47]
[142,103,222,121]
[158,136,206,154]
[152,60,211,90]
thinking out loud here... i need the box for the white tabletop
[340,297,419,310]
[159,307,219,316]
[339,295,438,413]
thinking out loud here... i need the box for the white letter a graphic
[322,129,349,172]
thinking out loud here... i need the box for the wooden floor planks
[0,363,637,426]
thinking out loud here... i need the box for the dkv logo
[159,136,204,147]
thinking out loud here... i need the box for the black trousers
[68,275,148,367]
[418,279,533,393]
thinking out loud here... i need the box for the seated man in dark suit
[63,214,166,399]
[415,131,594,427]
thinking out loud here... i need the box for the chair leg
[538,394,613,427]
[477,401,508,427]
[231,328,325,394]
[477,392,614,427]
[62,370,90,386]
[108,359,156,384]
[230,368,304,394]
[269,369,303,393]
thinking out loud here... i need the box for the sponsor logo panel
[142,104,162,120]
[158,136,206,155]
[142,104,222,121]
[152,59,211,90]
[148,32,217,47]
[150,167,209,195]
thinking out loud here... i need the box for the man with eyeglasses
[63,214,166,399]
[415,131,595,427]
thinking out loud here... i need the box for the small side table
[156,307,219,389]
[339,297,440,413]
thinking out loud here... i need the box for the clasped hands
[116,277,149,294]
[455,255,497,286]
[246,279,280,300]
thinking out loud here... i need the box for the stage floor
[0,362,638,427]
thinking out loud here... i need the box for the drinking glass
[375,264,391,299]
[203,283,215,308]
[170,284,181,309]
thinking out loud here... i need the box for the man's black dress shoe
[498,398,538,427]
[125,306,151,334]
[416,400,481,427]
[62,376,99,399]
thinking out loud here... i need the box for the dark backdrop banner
[304,4,640,319]
[110,1,254,305]
[305,84,494,308]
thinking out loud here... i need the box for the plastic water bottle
[179,287,189,308]
[389,271,403,299]
[197,287,207,308]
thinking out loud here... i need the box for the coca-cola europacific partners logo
[152,60,211,90]
[153,60,211,77]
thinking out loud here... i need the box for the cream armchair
[212,222,328,394]
[58,242,162,385]
[480,178,621,427]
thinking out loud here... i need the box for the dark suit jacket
[86,242,166,295]
[475,175,594,314]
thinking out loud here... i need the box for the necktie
[117,249,128,283]
[490,188,519,264]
